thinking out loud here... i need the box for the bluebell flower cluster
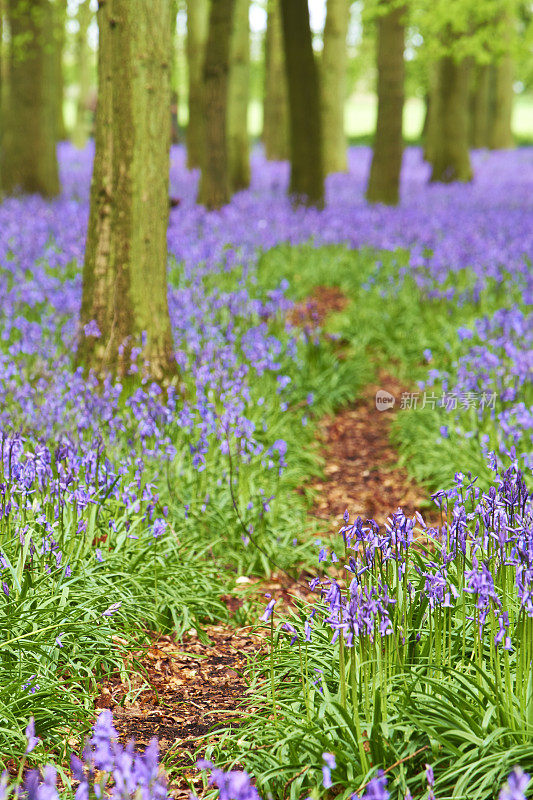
[1,712,168,800]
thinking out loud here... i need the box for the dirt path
[310,371,435,527]
[99,288,436,796]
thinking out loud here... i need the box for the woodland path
[97,289,435,798]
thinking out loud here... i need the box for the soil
[96,286,437,796]
[309,371,438,528]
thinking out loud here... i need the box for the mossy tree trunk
[227,0,250,191]
[280,0,324,207]
[52,0,67,141]
[73,0,92,149]
[469,62,490,148]
[186,0,209,169]
[366,1,405,204]
[263,0,288,161]
[428,55,472,183]
[489,55,514,149]
[198,0,235,209]
[321,0,349,174]
[78,0,176,383]
[1,0,60,197]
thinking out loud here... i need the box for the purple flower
[83,320,101,338]
[197,762,259,800]
[499,767,530,800]
[25,717,40,753]
[260,598,276,622]
[354,770,389,800]
[322,753,336,788]
[102,602,121,617]
[152,518,166,538]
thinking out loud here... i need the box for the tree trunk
[227,0,250,191]
[170,0,179,144]
[186,0,209,169]
[321,0,349,174]
[78,0,176,383]
[469,62,490,148]
[422,62,437,162]
[263,0,288,161]
[366,2,405,204]
[280,0,324,207]
[428,56,472,183]
[0,2,4,190]
[489,55,514,149]
[1,0,60,197]
[72,0,92,148]
[52,0,67,141]
[198,0,235,209]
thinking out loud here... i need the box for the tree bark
[73,0,92,148]
[186,0,209,169]
[78,0,176,383]
[469,62,490,148]
[366,2,405,204]
[1,0,60,197]
[263,0,288,161]
[198,0,235,209]
[428,55,472,183]
[280,0,324,207]
[489,55,514,149]
[0,2,4,190]
[227,0,250,191]
[52,0,67,141]
[170,0,179,144]
[422,62,437,162]
[321,0,349,174]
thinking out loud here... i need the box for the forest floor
[96,289,436,798]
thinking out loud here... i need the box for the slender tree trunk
[280,0,324,207]
[73,0,92,148]
[170,0,179,144]
[0,2,4,191]
[1,0,60,197]
[489,55,514,149]
[52,0,67,141]
[469,62,490,148]
[322,0,349,174]
[422,62,437,162]
[428,55,472,183]
[227,0,250,191]
[186,0,209,169]
[78,0,176,382]
[366,2,405,204]
[263,0,288,160]
[198,0,235,209]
